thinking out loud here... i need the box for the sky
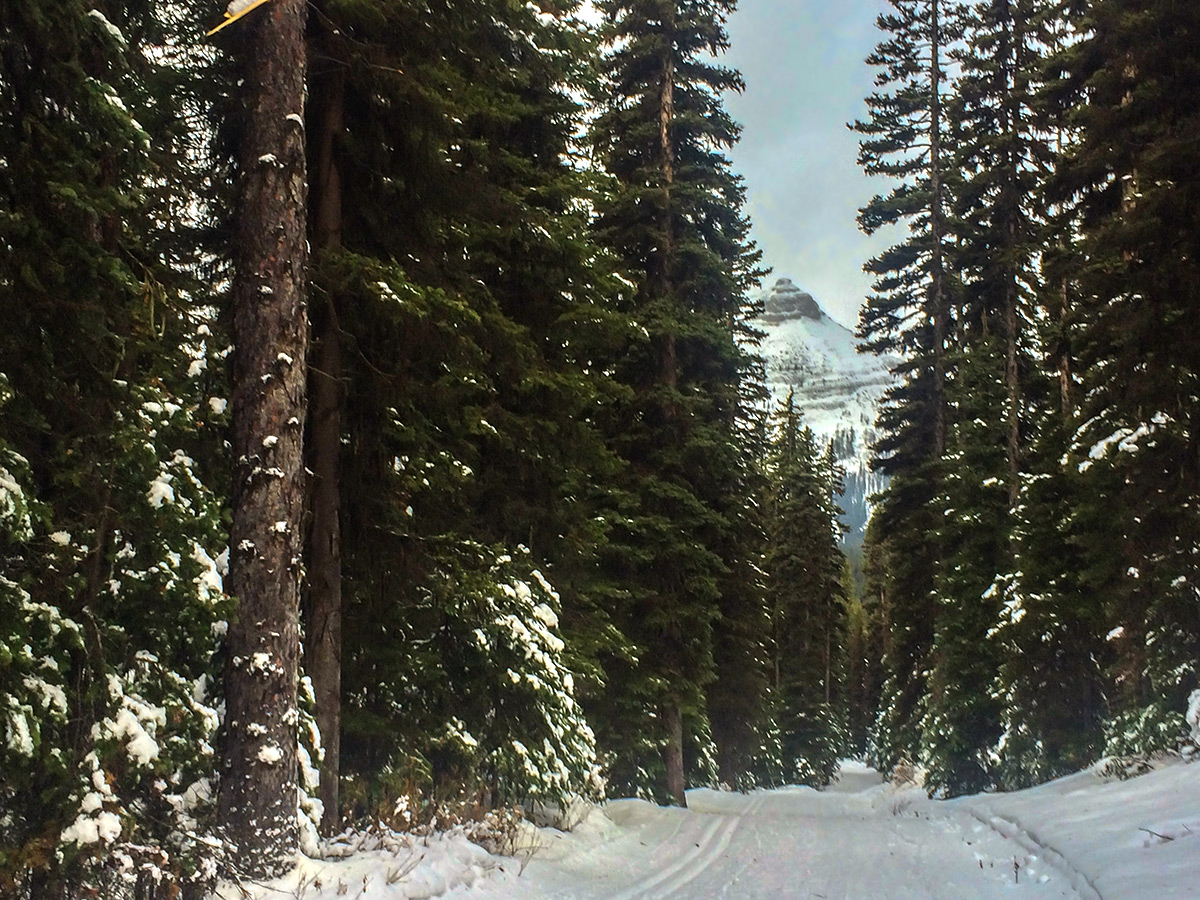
[722,0,892,329]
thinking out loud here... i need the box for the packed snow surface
[231,758,1199,900]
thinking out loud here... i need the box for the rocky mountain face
[754,278,899,547]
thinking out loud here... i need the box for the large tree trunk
[219,0,309,879]
[654,9,686,811]
[930,0,948,457]
[662,700,687,808]
[1003,0,1022,509]
[307,57,346,836]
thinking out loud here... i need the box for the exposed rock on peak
[762,278,821,323]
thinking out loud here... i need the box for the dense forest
[0,0,1195,896]
[854,0,1198,798]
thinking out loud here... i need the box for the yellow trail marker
[206,0,273,36]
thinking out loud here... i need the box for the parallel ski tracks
[608,793,767,900]
[968,805,1103,900]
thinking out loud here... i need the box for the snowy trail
[254,760,1200,900]
[460,762,1095,900]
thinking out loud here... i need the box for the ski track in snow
[613,793,768,900]
[604,813,724,900]
[480,763,1100,900]
[965,805,1104,900]
[242,760,1200,900]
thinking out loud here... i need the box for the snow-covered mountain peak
[757,278,894,434]
[755,277,899,542]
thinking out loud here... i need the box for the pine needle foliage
[589,0,765,803]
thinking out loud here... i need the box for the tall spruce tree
[591,0,763,805]
[764,395,848,786]
[0,0,232,892]
[991,0,1106,788]
[856,0,1199,788]
[920,340,1009,795]
[852,0,960,774]
[946,0,1050,498]
[304,0,346,828]
[301,0,500,819]
[706,392,773,790]
[994,392,1107,787]
[844,558,882,757]
[920,0,1069,796]
[301,0,624,819]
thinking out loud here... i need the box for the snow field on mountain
[228,758,1199,900]
[754,281,889,437]
[757,299,892,441]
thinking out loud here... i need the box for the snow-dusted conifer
[344,545,603,809]
[853,0,962,776]
[1059,0,1200,765]
[589,0,764,806]
[302,0,627,826]
[920,341,1008,796]
[764,394,848,787]
[0,0,232,891]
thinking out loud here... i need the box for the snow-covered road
[246,760,1199,900]
[487,762,1093,900]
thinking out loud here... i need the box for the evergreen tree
[591,0,763,805]
[946,0,1054,499]
[916,0,1077,796]
[910,0,1045,797]
[301,0,507,820]
[0,0,232,892]
[301,0,627,820]
[216,0,310,878]
[993,404,1106,788]
[844,560,879,757]
[764,396,847,786]
[920,340,1008,795]
[992,1,1107,787]
[707,374,773,790]
[856,0,1199,787]
[852,0,961,774]
[304,0,347,828]
[1059,0,1200,759]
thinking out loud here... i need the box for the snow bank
[956,759,1200,900]
[224,828,506,900]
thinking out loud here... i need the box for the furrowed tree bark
[662,700,687,808]
[219,0,309,879]
[307,56,346,836]
[655,7,685,809]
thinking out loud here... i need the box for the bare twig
[1138,827,1175,841]
[385,852,423,885]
